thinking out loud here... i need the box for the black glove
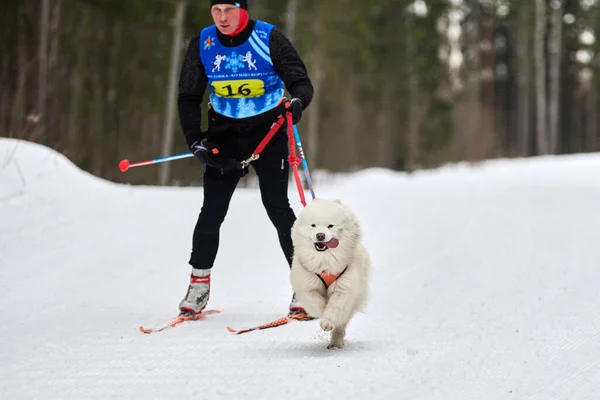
[190,139,248,175]
[289,98,303,124]
[190,139,225,169]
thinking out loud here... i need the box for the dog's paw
[327,342,344,350]
[320,317,334,332]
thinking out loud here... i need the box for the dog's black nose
[316,233,326,241]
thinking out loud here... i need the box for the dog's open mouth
[314,242,328,252]
[314,238,339,252]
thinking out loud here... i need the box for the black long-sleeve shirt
[177,20,314,144]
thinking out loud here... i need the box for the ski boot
[179,268,211,316]
[288,293,316,321]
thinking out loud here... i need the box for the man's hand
[288,98,303,124]
[190,139,223,168]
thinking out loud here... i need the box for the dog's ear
[335,199,342,204]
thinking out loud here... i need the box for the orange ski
[140,309,221,334]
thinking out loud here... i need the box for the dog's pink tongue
[325,238,339,248]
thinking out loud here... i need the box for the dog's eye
[328,224,334,229]
[311,224,316,228]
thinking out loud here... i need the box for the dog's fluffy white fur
[290,198,371,349]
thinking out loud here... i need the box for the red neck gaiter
[229,9,249,37]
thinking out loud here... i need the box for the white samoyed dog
[290,198,371,349]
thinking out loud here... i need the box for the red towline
[226,312,315,335]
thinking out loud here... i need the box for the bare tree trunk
[406,73,420,171]
[586,85,597,151]
[67,58,83,150]
[284,0,297,44]
[376,76,399,169]
[404,9,419,171]
[548,0,563,154]
[48,0,62,83]
[534,0,549,155]
[306,57,322,171]
[570,83,582,153]
[90,15,106,177]
[597,77,600,151]
[375,14,400,170]
[478,4,496,159]
[11,5,29,138]
[36,0,51,141]
[306,4,323,171]
[517,4,532,157]
[339,75,361,170]
[159,0,187,186]
[104,20,122,182]
[0,56,9,135]
[454,3,481,161]
[47,0,62,144]
[68,6,90,152]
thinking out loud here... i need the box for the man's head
[210,1,248,35]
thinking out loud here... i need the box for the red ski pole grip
[119,160,130,172]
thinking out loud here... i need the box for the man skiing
[177,0,314,318]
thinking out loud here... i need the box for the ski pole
[293,124,316,199]
[119,152,194,172]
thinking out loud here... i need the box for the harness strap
[241,100,306,206]
[248,100,291,158]
[286,111,306,206]
[317,267,348,288]
[251,115,287,156]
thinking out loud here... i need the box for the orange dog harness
[317,267,347,288]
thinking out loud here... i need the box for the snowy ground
[2,137,600,399]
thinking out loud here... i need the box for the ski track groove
[528,359,600,400]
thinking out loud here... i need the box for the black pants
[188,118,296,270]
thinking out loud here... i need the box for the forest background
[1,0,599,186]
